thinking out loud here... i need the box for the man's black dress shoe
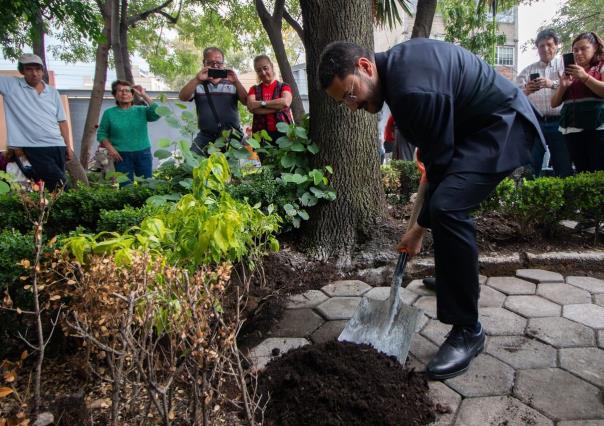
[422,277,436,291]
[426,323,485,380]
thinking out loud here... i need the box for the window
[496,46,514,66]
[496,8,515,24]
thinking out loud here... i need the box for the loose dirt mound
[257,341,436,426]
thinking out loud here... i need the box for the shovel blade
[338,296,422,364]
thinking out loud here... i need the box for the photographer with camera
[179,47,248,154]
[517,29,571,177]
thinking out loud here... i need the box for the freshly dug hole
[257,340,437,425]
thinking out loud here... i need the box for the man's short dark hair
[317,41,373,90]
[535,29,560,46]
[203,47,225,61]
[111,79,132,96]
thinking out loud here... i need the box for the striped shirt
[517,57,563,117]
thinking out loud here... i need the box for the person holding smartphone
[178,47,248,154]
[551,32,604,173]
[517,29,571,177]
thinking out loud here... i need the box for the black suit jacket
[375,39,545,182]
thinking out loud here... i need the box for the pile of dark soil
[257,341,437,426]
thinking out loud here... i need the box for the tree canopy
[539,0,604,49]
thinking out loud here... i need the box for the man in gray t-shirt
[178,47,248,154]
[0,53,72,190]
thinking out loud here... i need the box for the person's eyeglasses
[117,88,133,94]
[205,60,225,68]
[342,68,358,107]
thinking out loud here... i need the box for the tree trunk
[300,0,387,265]
[255,0,305,124]
[31,8,49,84]
[80,2,112,169]
[411,0,437,38]
[111,0,126,80]
[120,0,134,83]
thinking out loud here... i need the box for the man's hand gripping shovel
[338,151,428,364]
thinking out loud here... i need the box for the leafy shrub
[563,171,604,241]
[63,154,281,269]
[480,172,604,239]
[381,160,421,204]
[0,183,171,235]
[98,204,162,234]
[0,229,34,307]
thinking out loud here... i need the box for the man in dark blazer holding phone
[318,39,544,380]
[179,47,248,154]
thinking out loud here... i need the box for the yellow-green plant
[62,154,281,269]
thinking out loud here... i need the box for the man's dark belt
[538,115,560,123]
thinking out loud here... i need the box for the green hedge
[97,204,162,234]
[381,160,421,204]
[481,171,604,238]
[0,183,171,235]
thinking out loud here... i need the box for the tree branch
[254,0,271,21]
[274,0,286,20]
[283,9,304,41]
[127,0,174,26]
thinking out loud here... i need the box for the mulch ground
[256,340,439,426]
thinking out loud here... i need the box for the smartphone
[208,68,228,79]
[529,73,540,81]
[562,53,575,72]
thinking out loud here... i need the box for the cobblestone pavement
[249,269,604,425]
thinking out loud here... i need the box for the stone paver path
[250,269,604,424]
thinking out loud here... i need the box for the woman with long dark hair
[551,32,604,172]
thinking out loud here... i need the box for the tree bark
[111,0,126,80]
[120,0,134,83]
[300,0,387,265]
[31,8,49,84]
[80,1,112,169]
[255,0,305,124]
[411,0,438,38]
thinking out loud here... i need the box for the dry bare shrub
[47,253,257,425]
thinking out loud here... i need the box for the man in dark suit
[318,39,544,380]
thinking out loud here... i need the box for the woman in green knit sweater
[97,80,160,181]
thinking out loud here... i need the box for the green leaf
[276,122,290,134]
[181,110,196,121]
[300,192,318,207]
[325,165,334,174]
[283,203,297,216]
[246,138,260,149]
[298,210,309,220]
[165,116,180,128]
[157,138,172,148]
[309,169,325,185]
[280,155,297,169]
[0,181,10,194]
[282,173,308,185]
[155,106,172,117]
[175,102,187,110]
[307,143,320,155]
[294,127,308,139]
[290,142,306,152]
[154,149,172,159]
[260,130,272,141]
[276,136,293,149]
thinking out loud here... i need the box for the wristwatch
[260,100,267,107]
[551,80,559,90]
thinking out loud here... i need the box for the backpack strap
[202,81,223,131]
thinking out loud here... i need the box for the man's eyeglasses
[342,68,358,107]
[204,60,225,68]
[117,88,133,94]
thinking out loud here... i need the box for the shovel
[338,157,428,364]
